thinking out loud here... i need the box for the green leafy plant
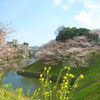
[32,66,84,100]
[56,27,99,41]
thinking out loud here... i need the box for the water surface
[3,70,41,95]
[3,58,40,95]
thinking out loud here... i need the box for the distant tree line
[56,27,99,41]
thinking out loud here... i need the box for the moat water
[3,58,40,96]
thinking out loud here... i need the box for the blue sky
[0,0,100,46]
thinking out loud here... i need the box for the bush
[56,27,99,41]
[32,66,84,100]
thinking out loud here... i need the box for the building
[17,44,23,50]
[7,40,29,58]
[12,39,18,48]
[0,29,6,46]
[22,42,29,58]
[12,39,18,45]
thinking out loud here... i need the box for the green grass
[23,50,100,100]
[69,82,100,100]
[23,59,88,78]
[23,60,63,76]
[0,88,31,100]
[69,51,100,100]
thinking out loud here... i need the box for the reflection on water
[3,70,41,95]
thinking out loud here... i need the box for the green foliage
[2,83,13,90]
[1,51,100,100]
[69,50,100,100]
[0,72,4,86]
[26,88,30,97]
[32,66,83,100]
[23,50,100,100]
[23,59,88,78]
[56,27,99,41]
[0,66,84,100]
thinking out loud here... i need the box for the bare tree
[0,22,18,61]
[55,25,65,35]
[0,21,16,35]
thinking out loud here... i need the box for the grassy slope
[23,51,100,100]
[69,51,100,100]
[23,60,65,76]
[0,88,31,100]
[23,60,88,77]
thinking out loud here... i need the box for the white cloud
[73,0,100,28]
[74,10,93,27]
[84,0,99,9]
[68,0,74,3]
[63,6,68,10]
[54,0,61,5]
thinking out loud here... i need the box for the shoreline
[17,70,63,82]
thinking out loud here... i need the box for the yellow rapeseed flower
[50,91,52,95]
[44,92,49,95]
[67,91,70,94]
[57,90,62,94]
[41,78,44,81]
[37,92,38,95]
[64,66,68,70]
[1,92,4,96]
[48,67,51,70]
[47,70,49,73]
[38,88,41,91]
[68,67,70,71]
[49,80,52,83]
[63,80,65,82]
[65,85,68,88]
[65,82,68,85]
[61,86,64,90]
[66,73,68,76]
[69,74,75,78]
[53,86,56,89]
[74,84,77,88]
[80,74,84,79]
[44,67,47,70]
[6,84,8,88]
[40,74,43,78]
[63,76,67,80]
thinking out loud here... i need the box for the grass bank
[23,50,100,100]
[0,88,30,100]
[69,51,100,100]
[23,59,88,78]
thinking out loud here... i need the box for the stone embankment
[17,70,63,82]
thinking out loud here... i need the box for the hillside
[34,27,100,68]
[23,28,100,77]
[35,36,100,67]
[23,50,100,100]
[69,50,100,100]
[22,50,100,100]
[0,88,30,100]
[21,27,100,100]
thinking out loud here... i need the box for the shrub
[32,66,84,100]
[56,27,99,41]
